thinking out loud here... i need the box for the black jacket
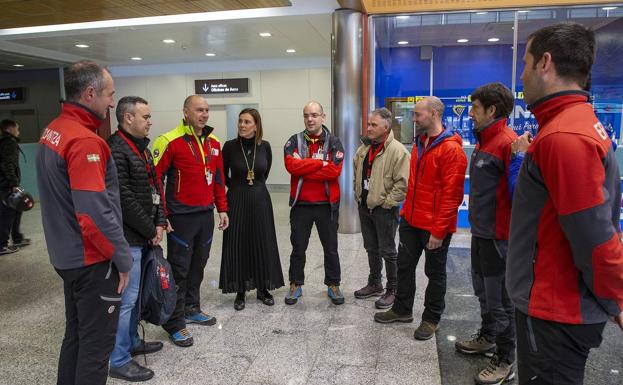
[0,131,20,194]
[108,129,166,246]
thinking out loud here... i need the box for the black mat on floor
[436,247,623,385]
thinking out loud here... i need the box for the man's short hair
[370,107,392,129]
[0,119,17,132]
[470,83,515,119]
[115,96,148,124]
[63,60,109,102]
[527,22,595,89]
[424,96,445,118]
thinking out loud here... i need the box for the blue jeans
[110,246,142,368]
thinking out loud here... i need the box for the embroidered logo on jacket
[41,128,61,146]
[86,154,101,162]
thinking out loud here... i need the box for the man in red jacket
[508,22,623,385]
[375,96,467,341]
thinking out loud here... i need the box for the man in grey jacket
[353,108,410,309]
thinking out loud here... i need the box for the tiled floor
[0,192,620,385]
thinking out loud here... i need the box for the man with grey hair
[353,108,410,309]
[374,97,467,342]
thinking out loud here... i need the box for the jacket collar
[303,125,330,143]
[117,126,150,153]
[476,118,508,144]
[361,129,394,149]
[177,118,215,140]
[61,102,103,132]
[416,127,452,153]
[529,90,590,129]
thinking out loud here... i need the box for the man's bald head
[303,101,326,135]
[304,101,324,114]
[420,96,445,118]
[413,96,445,135]
[184,95,205,109]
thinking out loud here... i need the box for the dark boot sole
[329,298,345,305]
[456,346,496,357]
[109,372,154,382]
[354,292,383,299]
[414,331,437,340]
[374,302,393,309]
[284,298,299,305]
[374,316,414,324]
[475,370,515,385]
[170,338,194,348]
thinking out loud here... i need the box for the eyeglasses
[303,113,322,119]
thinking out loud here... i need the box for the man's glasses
[303,113,322,119]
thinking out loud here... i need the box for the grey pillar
[332,9,363,234]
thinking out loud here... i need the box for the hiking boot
[374,309,413,323]
[109,359,154,382]
[131,340,163,356]
[257,289,274,306]
[285,283,302,305]
[455,330,496,357]
[185,311,216,326]
[0,245,18,255]
[413,321,439,340]
[354,283,384,299]
[374,289,396,309]
[475,355,515,384]
[12,238,31,247]
[169,328,193,347]
[327,285,345,305]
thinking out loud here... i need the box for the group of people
[31,21,622,385]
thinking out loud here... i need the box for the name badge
[206,171,213,185]
[152,193,160,205]
[211,148,219,156]
[363,179,369,190]
[312,152,324,160]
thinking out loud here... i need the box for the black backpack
[139,246,176,325]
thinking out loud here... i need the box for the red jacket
[152,120,227,215]
[508,91,623,324]
[401,130,467,239]
[284,127,344,208]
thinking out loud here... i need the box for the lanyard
[117,130,157,187]
[190,127,211,177]
[366,143,384,178]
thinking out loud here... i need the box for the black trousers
[55,261,121,385]
[358,205,399,290]
[163,211,214,334]
[515,310,605,385]
[471,236,516,362]
[289,204,341,286]
[392,220,452,324]
[0,200,23,247]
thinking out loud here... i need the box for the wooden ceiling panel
[0,0,292,29]
[361,0,621,13]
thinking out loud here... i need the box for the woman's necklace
[240,138,257,185]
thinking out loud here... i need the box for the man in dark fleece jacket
[0,119,29,254]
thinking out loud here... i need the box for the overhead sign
[194,78,249,95]
[0,88,24,102]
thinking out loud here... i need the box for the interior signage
[0,87,24,102]
[195,78,249,94]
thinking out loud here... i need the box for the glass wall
[371,4,623,146]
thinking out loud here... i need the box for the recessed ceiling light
[205,52,216,57]
[397,41,409,45]
[75,43,89,48]
[259,32,272,37]
[162,39,175,44]
[286,49,296,53]
[517,10,530,13]
[488,37,500,42]
[13,64,24,67]
[603,6,618,11]
[476,11,488,15]
[396,16,410,20]
[457,38,469,43]
[130,57,142,61]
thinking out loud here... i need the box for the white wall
[110,66,331,185]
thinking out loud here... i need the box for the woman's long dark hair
[239,108,263,144]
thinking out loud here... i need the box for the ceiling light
[488,37,500,42]
[205,52,216,56]
[397,41,409,45]
[12,64,24,67]
[75,43,89,48]
[476,11,488,15]
[603,6,618,11]
[396,16,410,19]
[457,38,469,43]
[286,49,296,53]
[517,10,530,13]
[130,57,142,61]
[162,39,175,44]
[259,32,272,37]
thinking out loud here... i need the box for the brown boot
[374,289,396,309]
[413,321,439,340]
[354,283,383,299]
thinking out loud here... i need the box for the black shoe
[0,245,18,255]
[12,238,31,247]
[109,360,154,382]
[234,292,245,311]
[257,289,274,306]
[131,340,164,356]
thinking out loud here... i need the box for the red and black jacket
[37,102,132,272]
[469,118,518,240]
[508,91,623,324]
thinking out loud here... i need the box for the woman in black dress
[220,108,284,310]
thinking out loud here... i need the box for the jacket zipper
[177,170,181,193]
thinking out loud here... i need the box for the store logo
[453,105,465,118]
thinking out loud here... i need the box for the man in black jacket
[107,96,166,382]
[0,119,30,255]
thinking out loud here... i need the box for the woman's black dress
[219,137,284,293]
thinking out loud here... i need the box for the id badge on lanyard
[312,149,324,160]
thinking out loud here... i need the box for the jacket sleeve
[381,147,410,209]
[213,140,228,212]
[0,138,20,188]
[537,133,623,316]
[400,145,419,218]
[284,135,323,177]
[149,152,167,227]
[303,136,345,182]
[110,144,157,241]
[430,143,468,239]
[151,135,173,184]
[265,142,272,180]
[66,137,132,273]
[507,152,525,199]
